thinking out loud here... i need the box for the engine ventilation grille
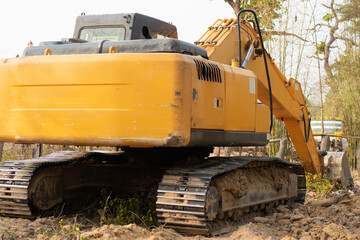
[194,60,222,83]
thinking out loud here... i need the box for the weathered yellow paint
[196,18,322,174]
[0,52,265,148]
[223,65,257,132]
[256,104,270,133]
[0,53,193,147]
[190,57,263,133]
[191,60,225,130]
[202,24,239,66]
[197,19,303,120]
[284,118,321,173]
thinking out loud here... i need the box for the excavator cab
[22,13,206,58]
[73,13,178,42]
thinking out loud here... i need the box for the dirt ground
[0,179,357,240]
[1,144,359,240]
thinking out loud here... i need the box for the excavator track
[156,156,305,235]
[0,151,306,237]
[0,151,89,217]
[0,150,168,218]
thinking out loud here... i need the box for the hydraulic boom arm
[195,17,322,174]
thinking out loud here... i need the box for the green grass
[306,173,343,199]
[97,189,157,228]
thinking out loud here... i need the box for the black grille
[194,60,222,83]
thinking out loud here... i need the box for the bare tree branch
[225,0,241,15]
[263,30,308,42]
[225,0,236,10]
[308,55,325,61]
[323,0,338,78]
[322,3,331,9]
[335,35,360,47]
[312,23,331,30]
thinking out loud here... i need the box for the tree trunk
[32,144,43,158]
[0,142,4,162]
[226,0,241,15]
[323,0,339,79]
[320,135,330,151]
[275,138,287,160]
[356,141,360,174]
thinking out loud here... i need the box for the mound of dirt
[225,192,360,240]
[77,224,182,240]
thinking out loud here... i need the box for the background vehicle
[0,11,336,234]
[310,117,352,186]
[311,116,344,141]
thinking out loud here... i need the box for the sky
[0,0,234,58]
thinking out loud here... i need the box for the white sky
[0,0,234,58]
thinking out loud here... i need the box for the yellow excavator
[0,11,328,234]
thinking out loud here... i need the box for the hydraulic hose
[301,108,311,143]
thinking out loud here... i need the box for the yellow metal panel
[0,53,192,147]
[284,118,322,174]
[198,20,302,120]
[224,65,257,131]
[247,53,302,120]
[205,27,239,66]
[190,59,260,133]
[191,59,225,130]
[196,18,322,173]
[288,78,305,105]
[256,104,270,133]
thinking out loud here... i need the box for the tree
[223,0,284,30]
[313,0,360,119]
[312,0,360,79]
[324,49,360,167]
[315,0,360,167]
[326,51,360,125]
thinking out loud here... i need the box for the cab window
[79,27,125,42]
